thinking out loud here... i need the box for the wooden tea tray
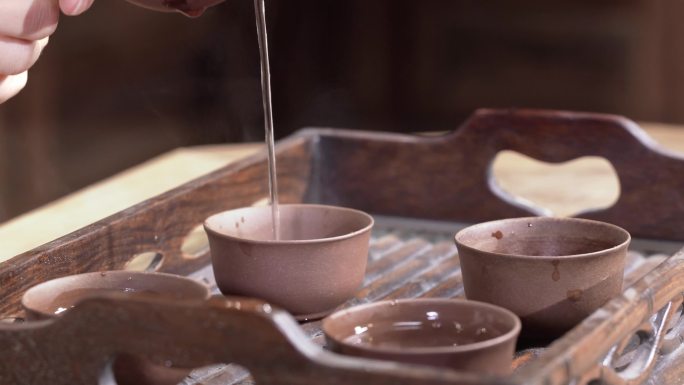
[1,109,684,385]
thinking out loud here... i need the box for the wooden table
[0,122,682,262]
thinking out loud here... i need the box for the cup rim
[454,216,631,261]
[322,298,521,355]
[22,270,211,319]
[204,203,374,245]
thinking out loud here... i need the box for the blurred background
[0,0,681,221]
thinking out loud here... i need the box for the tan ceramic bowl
[322,298,520,375]
[455,217,630,340]
[22,271,210,385]
[205,204,374,320]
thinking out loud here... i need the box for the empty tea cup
[205,204,374,320]
[322,298,520,374]
[22,271,210,385]
[455,217,630,339]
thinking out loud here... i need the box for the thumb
[0,72,28,105]
[59,0,95,16]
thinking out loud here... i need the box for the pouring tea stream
[253,0,281,240]
[128,0,282,239]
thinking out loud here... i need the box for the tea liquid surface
[344,321,497,349]
[51,288,160,315]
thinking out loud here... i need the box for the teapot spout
[125,0,225,17]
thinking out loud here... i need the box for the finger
[59,0,95,16]
[0,72,28,105]
[0,0,60,41]
[0,36,49,76]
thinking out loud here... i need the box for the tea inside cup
[455,217,630,340]
[22,271,210,385]
[205,204,373,320]
[22,271,209,320]
[322,298,520,375]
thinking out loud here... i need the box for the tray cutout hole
[665,301,684,337]
[611,330,652,375]
[0,317,24,323]
[661,298,684,355]
[110,361,252,385]
[586,380,607,385]
[182,224,209,260]
[491,151,620,217]
[185,363,252,384]
[99,355,251,385]
[125,252,164,272]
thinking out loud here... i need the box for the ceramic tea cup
[205,204,374,320]
[322,298,520,374]
[22,271,210,385]
[455,217,630,339]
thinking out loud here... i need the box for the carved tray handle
[309,109,684,240]
[0,295,496,385]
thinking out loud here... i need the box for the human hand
[0,0,94,104]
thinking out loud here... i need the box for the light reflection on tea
[343,319,499,349]
[51,288,161,315]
